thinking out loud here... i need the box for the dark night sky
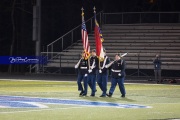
[0,0,180,72]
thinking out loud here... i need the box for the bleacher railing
[37,52,180,77]
[29,11,103,73]
[46,11,103,61]
[45,11,180,62]
[30,12,180,73]
[103,12,180,24]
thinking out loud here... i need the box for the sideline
[0,79,179,86]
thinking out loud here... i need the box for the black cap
[115,53,121,57]
[91,49,96,52]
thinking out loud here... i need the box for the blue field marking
[0,95,151,109]
[0,100,40,108]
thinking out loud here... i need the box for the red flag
[94,13,104,61]
[81,10,90,60]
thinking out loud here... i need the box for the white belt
[80,67,87,69]
[111,69,121,72]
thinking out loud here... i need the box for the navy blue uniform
[153,58,161,70]
[153,57,162,83]
[75,58,88,95]
[108,59,126,97]
[87,56,98,96]
[97,56,110,96]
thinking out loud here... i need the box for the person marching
[106,53,126,98]
[87,49,98,97]
[97,49,110,97]
[75,51,89,96]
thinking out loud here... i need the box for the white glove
[75,65,78,69]
[88,69,92,73]
[105,65,108,68]
[85,74,88,77]
[99,70,102,73]
[91,66,95,69]
[118,73,121,76]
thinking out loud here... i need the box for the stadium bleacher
[43,23,180,77]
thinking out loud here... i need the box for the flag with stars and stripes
[81,12,90,59]
[81,11,90,60]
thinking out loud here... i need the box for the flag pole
[94,7,101,70]
[93,6,101,70]
[81,7,84,22]
[82,7,90,69]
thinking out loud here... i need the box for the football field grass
[0,79,180,120]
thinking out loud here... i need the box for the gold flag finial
[81,7,84,16]
[93,6,96,13]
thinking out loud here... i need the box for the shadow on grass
[80,96,136,102]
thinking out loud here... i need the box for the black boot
[79,91,84,96]
[106,93,112,97]
[121,94,125,98]
[100,94,106,97]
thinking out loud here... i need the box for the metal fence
[103,12,180,24]
[46,12,180,62]
[46,11,103,61]
[30,12,180,73]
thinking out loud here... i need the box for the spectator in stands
[153,54,162,83]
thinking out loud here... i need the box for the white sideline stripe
[0,79,76,83]
[124,82,180,86]
[151,103,180,104]
[0,79,179,86]
[0,102,48,109]
[0,90,78,94]
[0,106,84,114]
[0,105,7,108]
[25,102,49,108]
[125,83,180,86]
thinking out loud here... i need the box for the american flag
[81,15,90,60]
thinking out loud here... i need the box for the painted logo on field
[0,95,151,109]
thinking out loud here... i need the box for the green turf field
[0,79,180,120]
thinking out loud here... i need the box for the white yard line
[0,79,179,86]
[0,79,76,83]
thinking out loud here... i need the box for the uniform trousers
[109,77,126,96]
[97,74,108,96]
[77,74,88,94]
[154,69,161,83]
[87,74,96,95]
